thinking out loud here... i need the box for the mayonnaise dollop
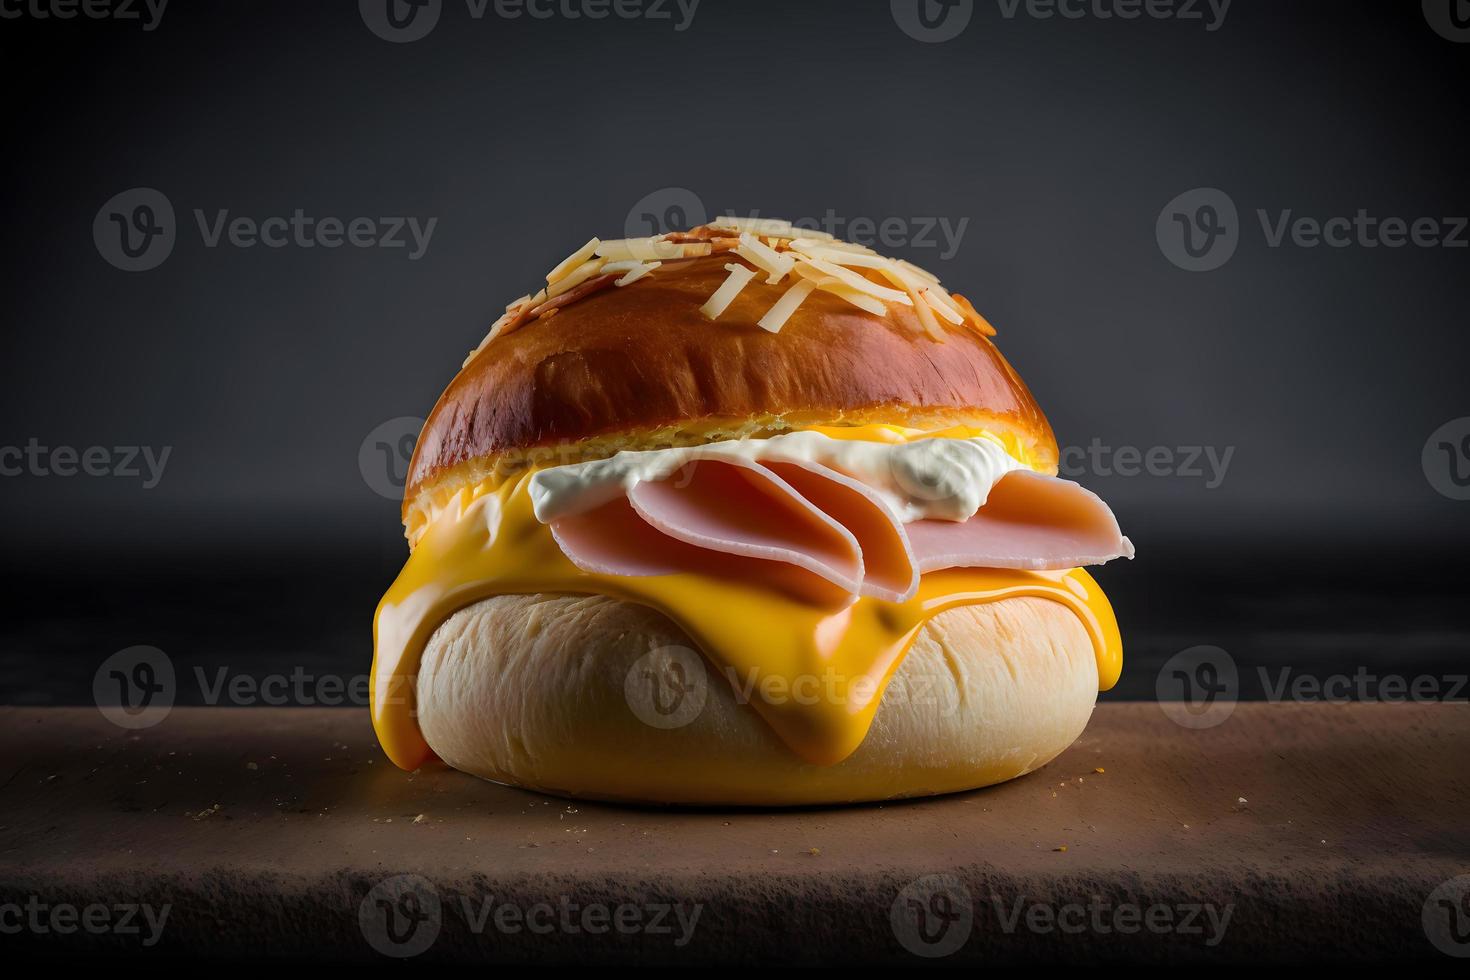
[528,431,1029,525]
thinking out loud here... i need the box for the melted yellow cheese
[371,427,1123,772]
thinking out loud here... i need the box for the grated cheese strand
[547,238,600,284]
[546,258,608,298]
[789,243,890,270]
[734,233,795,284]
[467,216,997,357]
[615,261,661,286]
[791,264,888,316]
[699,262,759,320]
[878,267,945,341]
[897,257,941,284]
[793,256,913,306]
[791,237,871,254]
[757,279,818,333]
[596,237,681,262]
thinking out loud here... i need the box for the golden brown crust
[405,256,1056,519]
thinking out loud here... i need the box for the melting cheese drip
[372,430,1124,771]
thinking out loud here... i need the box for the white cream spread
[528,432,1029,525]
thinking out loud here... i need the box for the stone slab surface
[1,704,1466,963]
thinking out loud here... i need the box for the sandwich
[371,215,1132,805]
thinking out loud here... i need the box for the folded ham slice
[550,495,856,606]
[546,455,1131,600]
[627,458,868,596]
[904,471,1134,572]
[757,460,919,602]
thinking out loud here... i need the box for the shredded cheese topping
[463,216,997,366]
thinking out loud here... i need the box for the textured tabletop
[1,703,1466,963]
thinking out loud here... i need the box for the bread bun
[415,593,1098,806]
[404,256,1056,528]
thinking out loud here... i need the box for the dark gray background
[1,0,1467,702]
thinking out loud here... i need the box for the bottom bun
[416,593,1099,806]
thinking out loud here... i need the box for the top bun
[404,238,1057,533]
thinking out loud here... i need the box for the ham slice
[905,471,1134,572]
[547,455,1131,600]
[627,458,867,596]
[760,460,918,602]
[550,495,855,606]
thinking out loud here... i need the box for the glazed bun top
[404,222,1058,525]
